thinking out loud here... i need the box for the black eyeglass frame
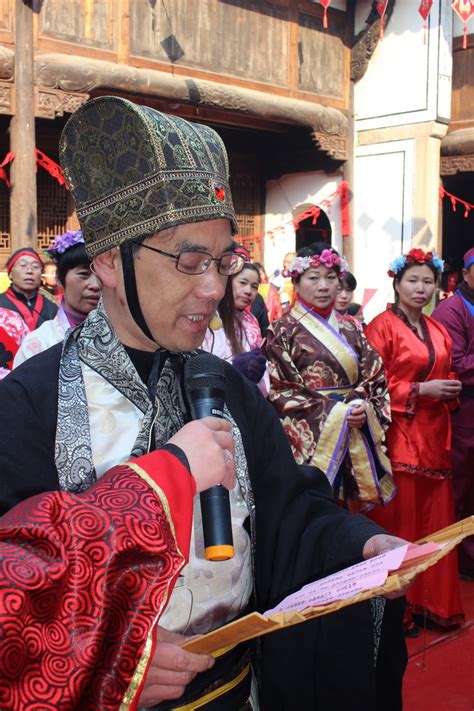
[130,241,247,276]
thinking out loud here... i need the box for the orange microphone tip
[205,544,234,561]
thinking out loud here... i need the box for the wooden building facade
[440,30,474,270]
[0,0,354,264]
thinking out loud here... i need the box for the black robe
[0,345,406,710]
[0,287,57,329]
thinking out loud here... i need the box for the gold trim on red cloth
[119,458,191,709]
[171,664,251,710]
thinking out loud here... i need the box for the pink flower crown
[283,249,348,278]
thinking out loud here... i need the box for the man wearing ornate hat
[0,246,57,331]
[0,97,407,710]
[433,247,474,578]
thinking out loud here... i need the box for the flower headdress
[388,248,444,278]
[283,249,348,278]
[45,230,84,260]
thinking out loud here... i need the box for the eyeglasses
[14,262,42,272]
[131,241,247,276]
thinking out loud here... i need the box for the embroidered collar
[392,304,429,341]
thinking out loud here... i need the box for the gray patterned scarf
[55,300,188,492]
[54,302,256,548]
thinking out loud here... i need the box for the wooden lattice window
[0,181,10,252]
[229,154,264,264]
[36,169,69,253]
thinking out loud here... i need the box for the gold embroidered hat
[59,96,238,256]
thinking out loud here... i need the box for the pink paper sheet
[265,542,440,616]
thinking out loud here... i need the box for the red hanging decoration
[320,0,330,29]
[35,148,68,188]
[339,181,350,237]
[246,182,351,248]
[419,0,433,44]
[0,151,15,188]
[292,205,321,230]
[451,0,474,49]
[376,0,389,39]
[439,186,474,217]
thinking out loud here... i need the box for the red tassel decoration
[451,0,474,50]
[376,0,389,39]
[419,0,433,44]
[339,181,350,238]
[320,0,330,29]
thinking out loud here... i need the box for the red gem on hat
[214,184,225,201]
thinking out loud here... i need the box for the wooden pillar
[10,0,37,251]
[342,4,355,270]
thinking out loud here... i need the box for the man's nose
[195,268,226,301]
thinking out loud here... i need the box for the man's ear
[92,248,121,289]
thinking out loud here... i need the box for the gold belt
[171,663,251,710]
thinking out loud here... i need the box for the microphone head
[184,352,226,394]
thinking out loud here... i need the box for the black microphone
[184,353,234,561]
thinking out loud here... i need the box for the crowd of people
[0,95,472,710]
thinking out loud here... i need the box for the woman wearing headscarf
[14,230,101,366]
[0,247,57,331]
[263,242,395,513]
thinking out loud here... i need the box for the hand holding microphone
[168,417,236,493]
[181,353,235,561]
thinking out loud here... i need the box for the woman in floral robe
[263,244,395,513]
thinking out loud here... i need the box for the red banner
[0,151,15,188]
[439,186,474,217]
[35,148,68,188]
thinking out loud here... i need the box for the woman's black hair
[217,263,261,356]
[341,271,357,292]
[293,241,341,283]
[55,243,92,286]
[347,302,362,317]
[238,262,261,282]
[393,260,439,301]
[218,279,243,356]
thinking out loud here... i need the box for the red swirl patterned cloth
[0,450,194,710]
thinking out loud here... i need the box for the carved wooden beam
[0,81,14,115]
[35,87,89,119]
[441,155,474,175]
[0,46,14,81]
[311,131,347,161]
[351,0,396,83]
[441,128,474,175]
[0,45,349,159]
[33,52,348,160]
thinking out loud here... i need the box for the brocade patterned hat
[59,96,238,257]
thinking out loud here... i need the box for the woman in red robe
[366,248,464,631]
